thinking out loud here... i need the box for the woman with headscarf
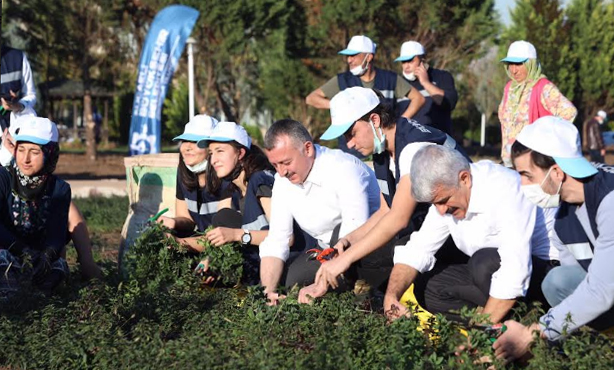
[0,117,71,296]
[498,40,577,167]
[1,119,101,281]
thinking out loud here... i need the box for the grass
[73,196,129,233]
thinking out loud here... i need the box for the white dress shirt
[259,145,380,262]
[394,160,550,300]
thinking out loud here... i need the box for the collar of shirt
[302,145,324,189]
[465,163,488,216]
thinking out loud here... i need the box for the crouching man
[259,119,381,303]
[385,145,553,324]
[494,116,614,362]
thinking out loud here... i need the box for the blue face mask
[369,120,386,155]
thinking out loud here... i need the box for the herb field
[1,196,612,369]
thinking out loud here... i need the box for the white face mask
[0,142,14,167]
[185,159,208,174]
[403,71,416,81]
[521,167,562,209]
[350,54,370,76]
[368,120,386,155]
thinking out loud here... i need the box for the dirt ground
[55,153,127,180]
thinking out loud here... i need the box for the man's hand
[266,291,286,306]
[157,216,176,229]
[206,227,240,246]
[314,253,351,289]
[194,258,216,284]
[414,62,429,85]
[601,148,606,157]
[384,294,410,321]
[0,91,24,113]
[492,320,540,363]
[298,281,328,304]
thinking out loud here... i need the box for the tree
[466,45,508,145]
[565,0,614,119]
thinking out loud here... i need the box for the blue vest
[176,172,228,232]
[1,47,24,97]
[1,47,24,129]
[232,170,275,231]
[337,67,398,109]
[373,117,469,207]
[554,170,614,270]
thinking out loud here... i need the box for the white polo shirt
[259,145,381,262]
[394,160,550,300]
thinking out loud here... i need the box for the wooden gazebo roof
[39,79,116,99]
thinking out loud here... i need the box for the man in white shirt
[385,144,552,324]
[259,119,380,303]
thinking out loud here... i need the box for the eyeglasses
[505,62,524,66]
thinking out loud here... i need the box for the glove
[32,247,59,284]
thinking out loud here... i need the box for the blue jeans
[542,264,614,331]
[541,265,586,307]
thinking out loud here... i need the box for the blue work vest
[1,47,24,98]
[337,67,398,109]
[554,169,614,270]
[373,117,468,207]
[176,171,229,232]
[1,47,24,130]
[372,118,469,237]
[232,170,276,231]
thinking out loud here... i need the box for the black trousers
[282,226,403,293]
[414,248,558,323]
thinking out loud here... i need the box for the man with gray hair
[260,119,381,304]
[384,145,554,324]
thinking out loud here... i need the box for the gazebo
[38,79,116,145]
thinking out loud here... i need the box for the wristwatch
[241,229,252,245]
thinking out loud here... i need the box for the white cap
[597,110,607,120]
[173,114,219,142]
[13,116,59,145]
[321,87,380,140]
[500,40,537,63]
[394,41,425,62]
[338,35,376,56]
[516,116,597,178]
[197,121,252,149]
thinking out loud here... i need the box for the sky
[496,0,572,26]
[495,0,516,25]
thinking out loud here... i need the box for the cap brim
[197,136,235,149]
[394,54,419,62]
[173,133,206,142]
[14,135,50,145]
[553,156,598,178]
[500,57,528,63]
[338,49,361,56]
[320,122,354,141]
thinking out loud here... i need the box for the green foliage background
[2,197,614,369]
[3,0,614,147]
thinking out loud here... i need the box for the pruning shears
[306,247,338,263]
[478,323,507,343]
[148,208,169,223]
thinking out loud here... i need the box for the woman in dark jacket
[0,117,71,296]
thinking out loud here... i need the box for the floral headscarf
[505,58,547,108]
[9,141,60,238]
